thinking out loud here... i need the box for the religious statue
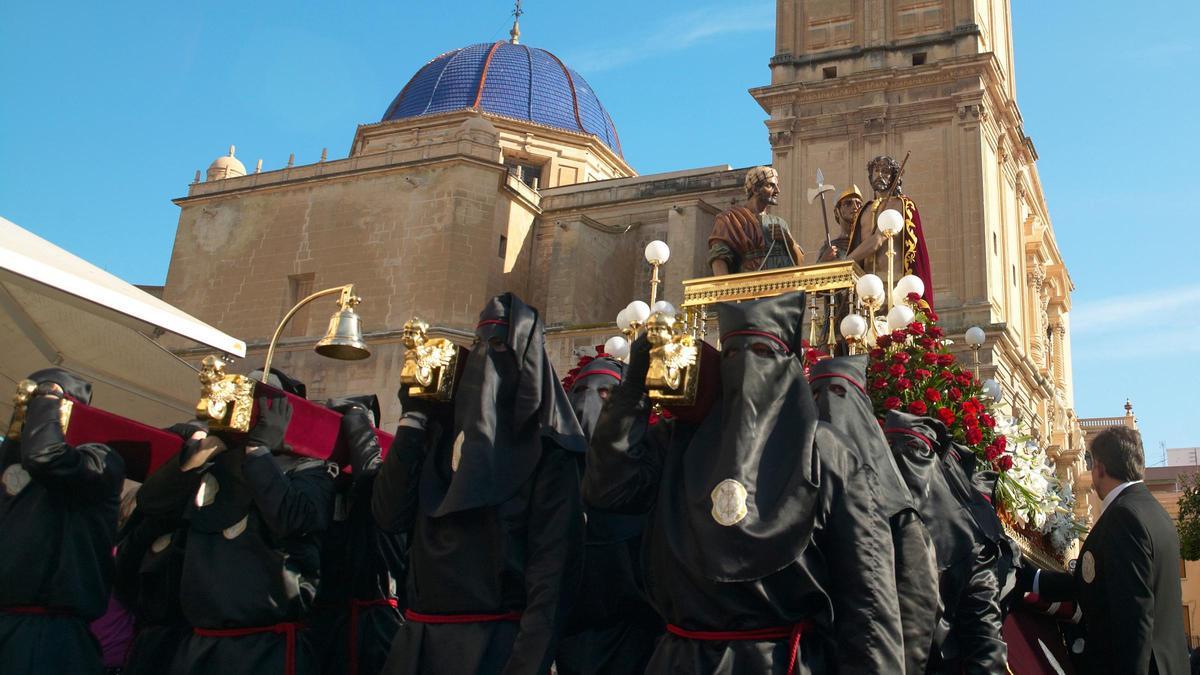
[707,166,804,275]
[845,156,934,305]
[817,185,864,262]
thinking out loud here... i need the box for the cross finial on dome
[509,0,523,44]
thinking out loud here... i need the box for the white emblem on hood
[2,465,31,497]
[711,479,749,526]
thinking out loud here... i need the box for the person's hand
[1015,564,1038,595]
[338,404,372,431]
[397,385,439,420]
[623,336,651,393]
[247,396,292,450]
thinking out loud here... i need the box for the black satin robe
[556,425,664,675]
[308,416,406,675]
[114,512,190,675]
[137,445,336,675]
[0,396,125,675]
[583,388,904,674]
[885,416,1006,674]
[372,425,583,675]
[811,358,940,673]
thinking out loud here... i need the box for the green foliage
[1177,472,1200,560]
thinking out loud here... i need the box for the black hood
[421,293,585,517]
[324,394,382,427]
[248,367,307,399]
[655,290,820,582]
[566,356,625,440]
[810,355,914,518]
[27,367,93,404]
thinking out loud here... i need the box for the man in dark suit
[1023,426,1188,674]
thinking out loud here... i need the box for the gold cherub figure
[196,355,255,430]
[401,317,456,388]
[646,312,697,393]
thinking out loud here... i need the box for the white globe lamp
[644,240,670,265]
[877,209,905,237]
[892,275,925,306]
[604,335,630,359]
[840,314,868,340]
[855,274,886,306]
[886,305,915,332]
[626,301,651,325]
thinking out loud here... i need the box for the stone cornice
[173,151,506,205]
[750,54,999,110]
[767,24,982,68]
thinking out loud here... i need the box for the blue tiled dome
[382,42,623,157]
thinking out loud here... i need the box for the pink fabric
[90,594,135,668]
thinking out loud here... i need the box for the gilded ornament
[6,379,73,440]
[195,355,255,432]
[400,317,460,401]
[646,313,697,393]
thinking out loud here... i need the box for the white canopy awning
[0,216,245,426]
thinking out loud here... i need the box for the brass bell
[315,290,370,361]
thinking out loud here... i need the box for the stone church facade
[162,1,1086,510]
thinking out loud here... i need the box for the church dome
[381,41,622,157]
[206,146,246,181]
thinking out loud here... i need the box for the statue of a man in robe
[708,166,804,276]
[845,156,934,305]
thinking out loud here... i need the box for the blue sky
[1,1,1197,463]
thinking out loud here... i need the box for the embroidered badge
[223,515,248,540]
[711,479,749,526]
[2,464,31,497]
[1081,551,1096,584]
[451,431,465,472]
[195,474,219,507]
[150,533,173,554]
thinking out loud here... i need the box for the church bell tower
[751,0,1084,485]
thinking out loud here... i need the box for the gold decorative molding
[1003,521,1067,572]
[679,260,861,309]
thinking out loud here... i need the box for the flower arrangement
[864,294,1004,466]
[862,293,1085,557]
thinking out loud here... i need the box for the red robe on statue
[900,196,935,308]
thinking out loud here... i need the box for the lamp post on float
[965,326,986,379]
[854,274,886,343]
[840,314,868,355]
[644,240,670,306]
[876,209,906,310]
